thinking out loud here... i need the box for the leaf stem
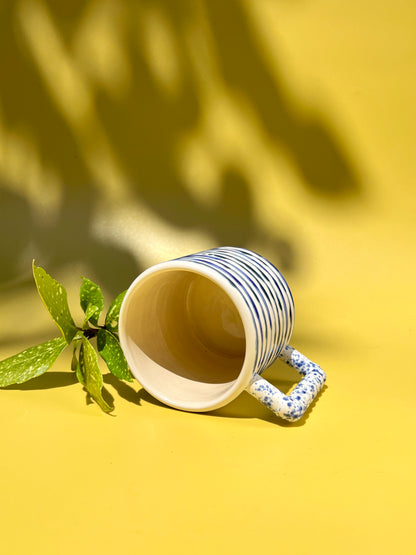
[83,328,99,339]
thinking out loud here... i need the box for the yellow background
[1,1,415,553]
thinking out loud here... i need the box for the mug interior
[120,268,248,411]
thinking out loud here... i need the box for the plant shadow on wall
[0,185,139,295]
[0,2,361,300]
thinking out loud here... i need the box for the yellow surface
[1,1,415,554]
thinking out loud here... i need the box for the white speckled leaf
[97,329,132,382]
[80,277,104,327]
[71,341,82,375]
[104,290,126,334]
[82,304,99,328]
[33,263,78,344]
[79,337,113,413]
[0,337,67,387]
[74,342,85,387]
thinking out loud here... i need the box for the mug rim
[119,260,257,412]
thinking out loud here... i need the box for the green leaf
[82,305,98,328]
[71,341,80,372]
[76,361,85,387]
[79,336,113,413]
[97,329,133,382]
[80,277,104,327]
[71,341,86,386]
[33,263,78,344]
[0,337,67,387]
[104,290,126,334]
[73,342,85,386]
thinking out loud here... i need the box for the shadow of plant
[3,371,78,390]
[0,184,141,294]
[0,0,361,296]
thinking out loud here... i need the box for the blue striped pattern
[180,247,295,377]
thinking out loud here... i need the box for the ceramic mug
[119,247,326,422]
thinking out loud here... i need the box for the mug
[119,247,326,422]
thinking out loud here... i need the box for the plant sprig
[0,263,133,413]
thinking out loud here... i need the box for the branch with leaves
[0,263,133,413]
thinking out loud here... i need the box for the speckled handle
[246,345,326,422]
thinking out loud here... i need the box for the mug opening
[120,268,250,411]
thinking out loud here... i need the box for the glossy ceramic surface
[119,247,326,420]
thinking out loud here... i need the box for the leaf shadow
[3,371,78,390]
[0,0,365,301]
[103,372,142,406]
[3,370,116,414]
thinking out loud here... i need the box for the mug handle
[246,345,326,422]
